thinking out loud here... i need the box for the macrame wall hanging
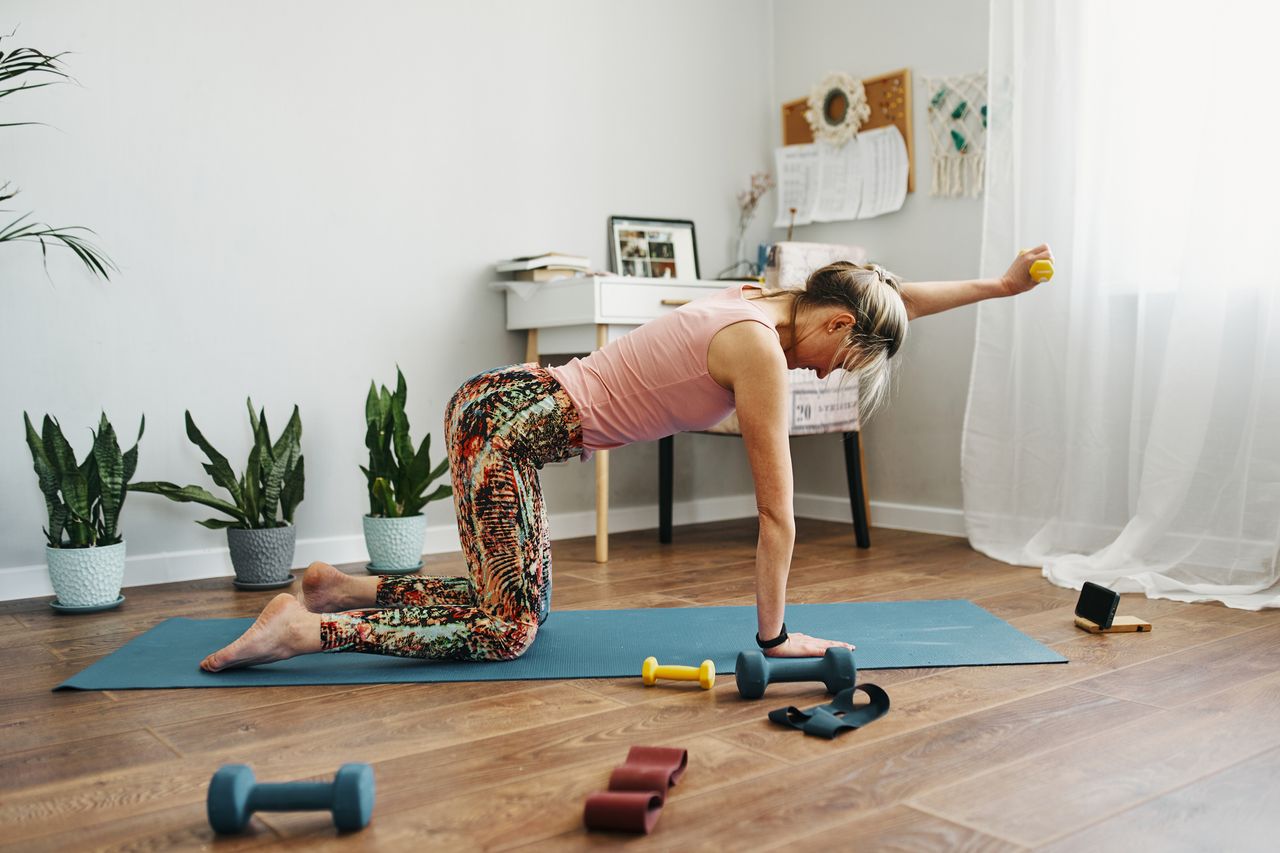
[804,71,872,147]
[920,72,988,197]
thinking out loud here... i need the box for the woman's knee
[486,619,538,661]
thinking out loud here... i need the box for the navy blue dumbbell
[735,646,856,699]
[207,763,375,833]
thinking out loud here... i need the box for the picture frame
[607,216,700,280]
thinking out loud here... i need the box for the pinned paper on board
[773,125,909,227]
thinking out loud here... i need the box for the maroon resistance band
[583,746,688,834]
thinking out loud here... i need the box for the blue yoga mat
[55,600,1065,691]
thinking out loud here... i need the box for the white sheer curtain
[964,0,1280,609]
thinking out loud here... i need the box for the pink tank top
[548,284,778,451]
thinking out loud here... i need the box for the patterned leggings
[320,364,584,661]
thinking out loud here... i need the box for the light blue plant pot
[46,540,126,607]
[363,514,428,572]
[226,524,296,584]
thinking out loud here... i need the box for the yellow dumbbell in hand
[641,656,716,690]
[1021,248,1054,283]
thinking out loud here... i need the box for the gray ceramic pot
[363,513,427,572]
[226,524,296,583]
[46,540,126,607]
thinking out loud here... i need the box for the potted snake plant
[133,400,304,589]
[23,412,144,611]
[361,368,451,574]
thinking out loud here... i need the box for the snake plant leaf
[365,381,381,429]
[423,484,452,505]
[252,405,299,524]
[122,414,144,485]
[391,403,413,471]
[280,454,305,523]
[252,402,274,466]
[63,455,91,519]
[401,433,432,512]
[196,518,242,530]
[23,412,59,526]
[183,411,242,509]
[48,504,68,547]
[371,477,397,518]
[93,415,125,542]
[244,443,262,527]
[42,415,76,479]
[262,442,296,524]
[272,405,302,463]
[394,367,407,411]
[246,397,260,438]
[131,481,249,524]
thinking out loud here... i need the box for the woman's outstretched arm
[900,244,1053,320]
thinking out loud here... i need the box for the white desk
[493,275,726,562]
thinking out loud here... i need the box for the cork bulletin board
[781,68,915,192]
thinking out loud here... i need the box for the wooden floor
[2,519,1278,852]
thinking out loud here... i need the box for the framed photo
[608,216,700,280]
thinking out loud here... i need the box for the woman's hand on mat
[763,632,855,658]
[1000,244,1053,296]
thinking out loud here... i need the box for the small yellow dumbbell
[641,656,716,690]
[1021,248,1054,283]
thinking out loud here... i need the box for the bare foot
[300,561,378,612]
[200,594,322,672]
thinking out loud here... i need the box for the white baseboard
[795,493,967,538]
[0,493,963,601]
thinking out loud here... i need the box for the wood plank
[911,670,1280,847]
[18,800,277,853]
[0,684,619,845]
[711,612,1232,767]
[3,684,375,753]
[1074,622,1280,709]
[257,734,784,849]
[763,804,1021,852]
[153,681,606,757]
[525,686,1151,850]
[0,519,1275,850]
[1038,746,1280,852]
[0,656,114,724]
[0,729,175,793]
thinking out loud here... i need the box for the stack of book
[495,252,592,282]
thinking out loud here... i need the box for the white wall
[0,0,773,596]
[772,0,990,524]
[1,0,992,599]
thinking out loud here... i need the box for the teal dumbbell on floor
[207,763,375,833]
[735,646,856,699]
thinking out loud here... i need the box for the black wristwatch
[755,623,789,649]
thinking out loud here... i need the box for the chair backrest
[763,241,868,290]
[701,241,866,436]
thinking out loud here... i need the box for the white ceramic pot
[46,540,126,607]
[363,513,427,573]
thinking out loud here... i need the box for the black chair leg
[659,435,674,543]
[843,431,871,549]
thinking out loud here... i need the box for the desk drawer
[599,281,724,322]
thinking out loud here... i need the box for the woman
[201,247,1052,671]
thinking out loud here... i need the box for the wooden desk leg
[525,329,539,365]
[595,449,609,562]
[594,323,609,562]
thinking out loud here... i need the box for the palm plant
[133,400,305,529]
[1,32,116,279]
[363,368,450,518]
[23,412,145,548]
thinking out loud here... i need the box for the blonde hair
[768,261,909,419]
